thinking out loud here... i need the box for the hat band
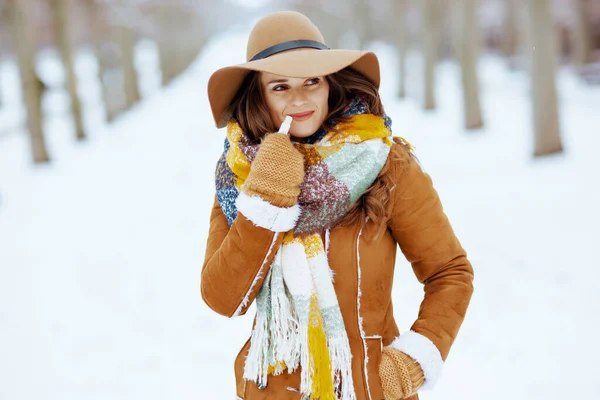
[250,40,329,62]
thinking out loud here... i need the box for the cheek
[313,89,329,122]
[265,95,284,124]
[320,96,329,115]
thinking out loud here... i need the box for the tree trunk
[8,0,49,163]
[457,0,484,130]
[53,0,86,140]
[155,5,178,87]
[178,16,204,77]
[86,0,113,123]
[572,0,593,66]
[117,24,140,109]
[0,53,3,108]
[394,0,409,98]
[502,0,519,59]
[422,0,438,110]
[157,38,174,87]
[527,0,563,157]
[155,7,203,86]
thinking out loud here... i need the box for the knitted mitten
[243,133,305,207]
[379,347,425,399]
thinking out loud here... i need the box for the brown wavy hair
[228,67,409,240]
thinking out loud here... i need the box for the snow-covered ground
[1,26,599,400]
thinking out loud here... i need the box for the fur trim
[236,192,300,232]
[232,234,279,317]
[389,331,444,390]
[356,226,373,400]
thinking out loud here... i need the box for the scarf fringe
[328,335,357,400]
[244,235,360,399]
[307,293,335,400]
[299,323,310,396]
[270,251,299,373]
[243,310,269,389]
[243,268,272,388]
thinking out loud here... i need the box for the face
[260,72,329,139]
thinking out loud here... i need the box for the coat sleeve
[385,144,474,390]
[200,193,299,317]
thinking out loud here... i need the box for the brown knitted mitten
[243,133,305,207]
[379,347,425,400]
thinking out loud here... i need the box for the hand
[243,133,305,207]
[379,347,425,399]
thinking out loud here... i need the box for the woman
[201,11,473,400]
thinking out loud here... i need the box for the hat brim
[207,49,380,128]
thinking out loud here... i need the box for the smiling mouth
[289,111,315,121]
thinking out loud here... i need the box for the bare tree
[422,0,439,110]
[86,0,113,122]
[154,5,183,86]
[8,0,49,163]
[0,52,3,108]
[53,0,86,140]
[116,22,140,109]
[0,2,4,108]
[572,0,593,66]
[527,0,563,157]
[502,0,519,60]
[153,3,205,87]
[394,0,409,98]
[456,0,483,129]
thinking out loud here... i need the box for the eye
[273,84,289,92]
[305,78,320,86]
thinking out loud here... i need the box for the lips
[289,111,315,121]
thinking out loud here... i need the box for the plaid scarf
[215,97,393,400]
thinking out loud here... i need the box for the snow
[1,26,599,400]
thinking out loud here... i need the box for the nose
[289,87,308,107]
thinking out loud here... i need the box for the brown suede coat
[201,144,474,400]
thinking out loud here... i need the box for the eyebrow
[267,79,288,85]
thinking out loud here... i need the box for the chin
[289,123,322,138]
[290,131,315,139]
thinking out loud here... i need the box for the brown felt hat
[207,11,381,128]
